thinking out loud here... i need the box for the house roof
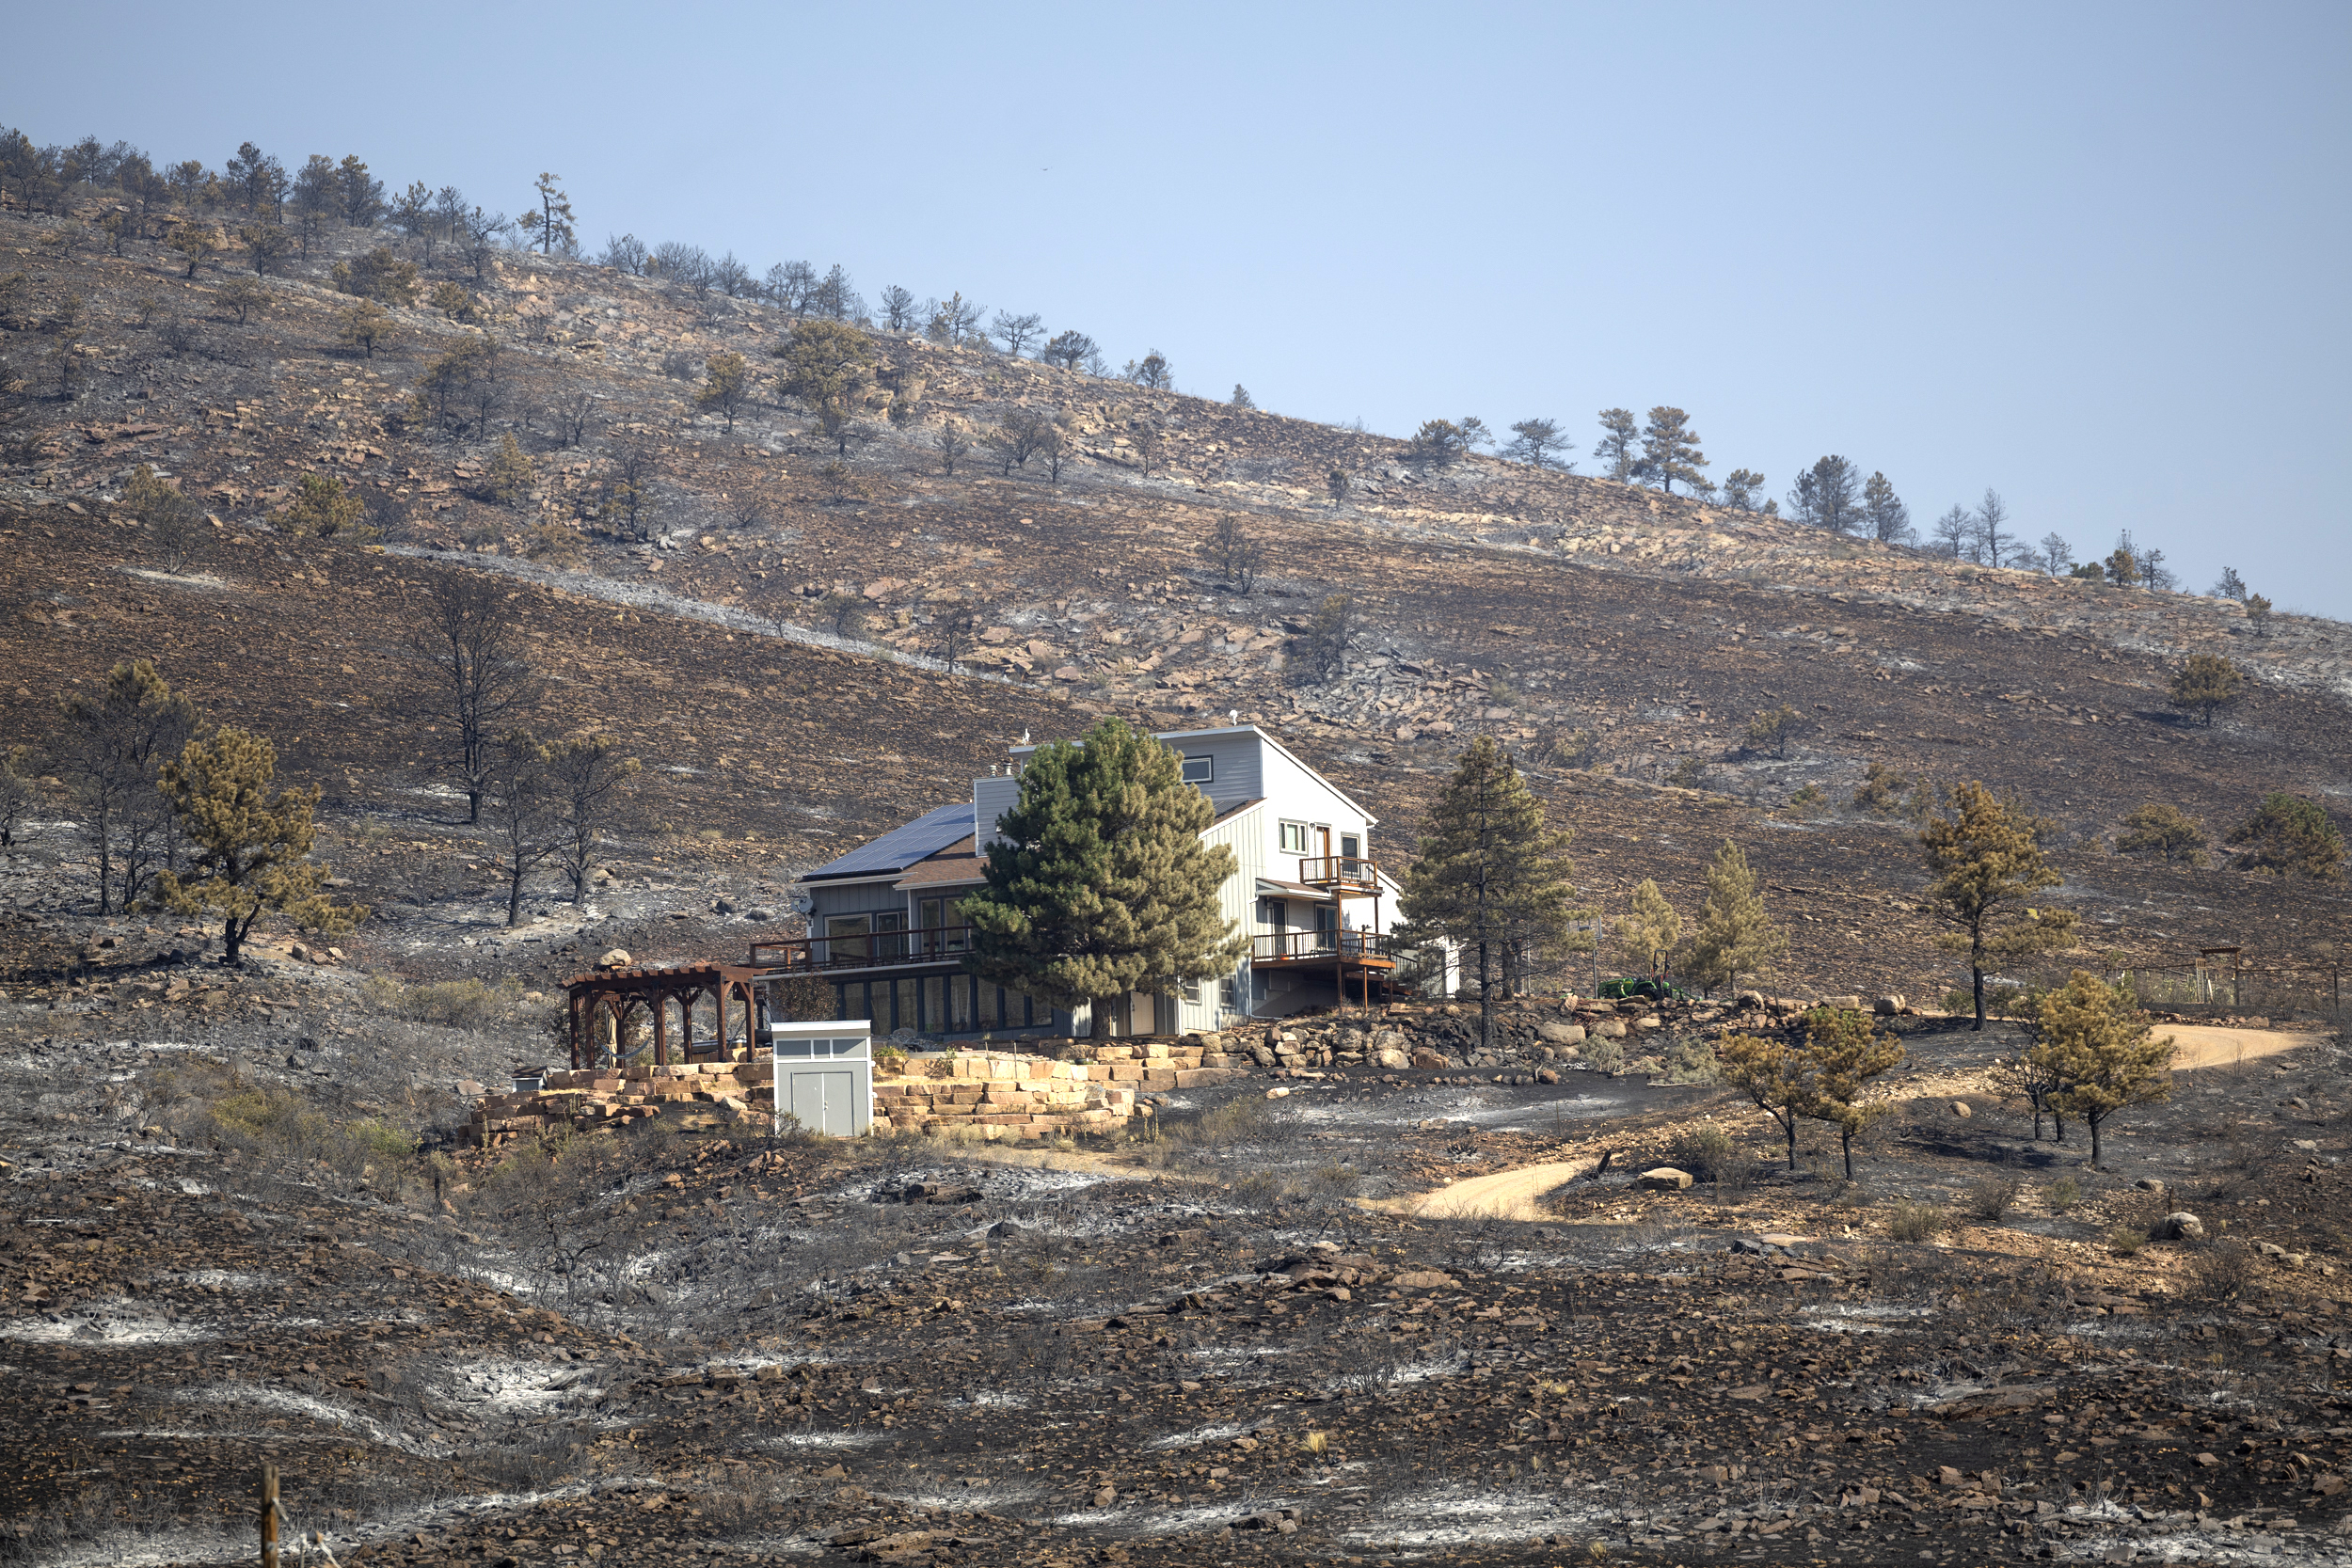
[896,839,984,889]
[803,801,975,881]
[1009,724,1378,828]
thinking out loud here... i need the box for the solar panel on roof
[806,801,975,879]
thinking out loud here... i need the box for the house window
[1279,821,1311,854]
[1180,977,1201,1005]
[874,911,906,959]
[1258,897,1285,928]
[1340,833,1360,860]
[1181,754,1214,785]
[825,914,870,961]
[1220,974,1241,1013]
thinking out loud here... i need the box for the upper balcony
[1296,855,1381,895]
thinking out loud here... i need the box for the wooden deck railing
[1296,855,1380,892]
[1252,929,1395,964]
[747,925,975,972]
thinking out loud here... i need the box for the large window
[1181,754,1214,785]
[824,914,870,961]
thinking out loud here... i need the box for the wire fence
[2005,950,2349,1025]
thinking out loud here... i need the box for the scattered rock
[1949,1101,1972,1118]
[2149,1212,2205,1242]
[598,948,632,969]
[1638,1167,1693,1191]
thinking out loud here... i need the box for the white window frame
[1278,820,1311,854]
[1181,754,1213,785]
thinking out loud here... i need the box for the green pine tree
[1794,1006,1906,1178]
[1397,736,1582,1053]
[1919,782,2077,1030]
[961,719,1245,1038]
[2025,970,2175,1166]
[1616,877,1681,979]
[1683,839,1788,997]
[2166,653,2245,726]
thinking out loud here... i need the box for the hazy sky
[15,1,2348,617]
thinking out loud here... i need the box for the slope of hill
[3,203,2344,999]
[5,176,2352,1568]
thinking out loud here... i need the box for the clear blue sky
[16,1,2349,617]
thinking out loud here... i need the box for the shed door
[789,1070,858,1136]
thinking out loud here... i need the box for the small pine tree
[122,464,201,572]
[2026,970,2174,1166]
[428,281,479,323]
[1291,593,1355,685]
[1398,736,1583,1053]
[2226,793,2345,879]
[697,351,753,432]
[1744,703,1803,759]
[2113,802,2207,864]
[1919,782,2077,1030]
[483,434,536,508]
[1594,407,1639,482]
[1616,878,1681,979]
[1794,1006,1906,1178]
[1718,1030,1806,1167]
[1407,420,1469,467]
[1851,759,1909,815]
[275,473,371,540]
[2166,652,2244,726]
[961,719,1246,1037]
[1633,405,1708,494]
[158,727,363,965]
[337,300,390,358]
[1231,384,1255,409]
[1683,839,1788,997]
[219,277,268,325]
[2245,594,2273,634]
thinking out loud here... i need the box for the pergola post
[654,993,670,1067]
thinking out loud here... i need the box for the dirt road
[1376,1156,1603,1221]
[2160,1023,2327,1071]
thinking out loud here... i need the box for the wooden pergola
[562,961,763,1070]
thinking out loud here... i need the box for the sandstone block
[1873,995,1907,1016]
[1538,1021,1585,1045]
[1638,1167,1694,1191]
[2149,1212,2205,1242]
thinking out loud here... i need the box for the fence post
[261,1465,279,1568]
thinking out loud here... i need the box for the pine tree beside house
[1398,736,1581,1054]
[961,719,1245,1038]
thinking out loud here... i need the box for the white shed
[768,1019,873,1137]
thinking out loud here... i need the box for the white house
[776,724,1422,1038]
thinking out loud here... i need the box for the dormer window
[1181,754,1213,785]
